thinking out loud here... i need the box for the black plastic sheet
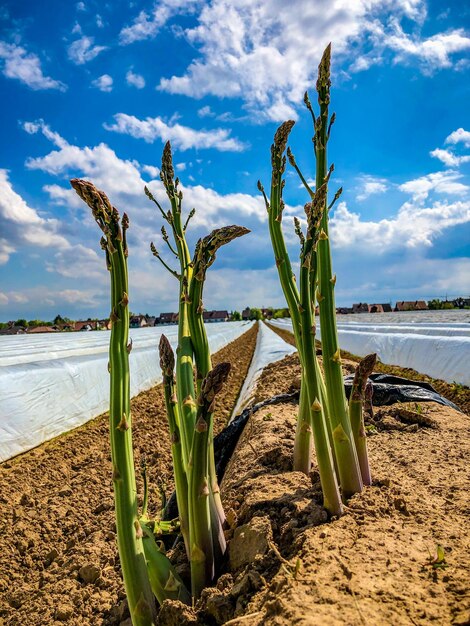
[163,376,458,521]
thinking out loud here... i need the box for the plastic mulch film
[0,321,254,462]
[230,321,297,421]
[268,318,470,386]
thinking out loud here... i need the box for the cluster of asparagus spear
[71,43,376,625]
[71,142,248,624]
[147,143,248,602]
[259,44,376,516]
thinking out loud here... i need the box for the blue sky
[0,0,469,320]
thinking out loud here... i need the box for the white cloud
[386,23,470,71]
[126,69,145,89]
[76,2,86,11]
[176,162,186,171]
[0,41,66,91]
[141,164,160,178]
[330,198,470,250]
[104,112,246,151]
[445,128,470,148]
[23,119,69,149]
[198,105,215,118]
[24,122,263,229]
[156,0,465,121]
[19,119,470,318]
[67,36,107,65]
[399,171,468,201]
[46,244,105,281]
[0,286,102,310]
[119,0,202,45]
[0,169,70,264]
[92,73,113,92]
[96,14,104,28]
[356,175,388,201]
[430,128,470,168]
[430,148,470,168]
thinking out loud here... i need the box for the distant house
[394,300,428,312]
[336,307,353,314]
[57,323,74,331]
[352,303,369,314]
[368,303,392,313]
[145,316,157,327]
[242,307,251,320]
[130,315,148,328]
[203,310,229,323]
[261,308,273,319]
[157,312,178,325]
[74,320,98,331]
[27,325,58,334]
[0,324,26,335]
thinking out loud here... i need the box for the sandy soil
[213,352,470,626]
[0,323,258,626]
[2,322,469,626]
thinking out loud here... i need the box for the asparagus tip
[159,334,175,377]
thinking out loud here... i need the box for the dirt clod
[229,516,272,571]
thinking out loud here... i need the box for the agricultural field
[1,2,469,626]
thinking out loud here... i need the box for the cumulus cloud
[198,105,214,118]
[103,112,246,151]
[385,23,470,71]
[0,286,103,310]
[23,121,263,229]
[399,171,468,201]
[0,169,70,264]
[67,35,107,65]
[91,74,113,92]
[119,0,202,45]
[0,41,66,91]
[155,0,467,121]
[430,128,470,168]
[430,148,470,168]
[445,127,470,148]
[356,175,388,201]
[126,69,145,89]
[23,119,69,149]
[19,119,470,317]
[330,198,470,250]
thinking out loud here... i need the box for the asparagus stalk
[313,44,363,498]
[299,190,343,515]
[70,179,157,626]
[189,226,249,534]
[259,123,313,474]
[158,143,197,472]
[159,335,190,555]
[294,380,312,474]
[147,143,250,599]
[141,523,191,606]
[349,353,377,486]
[189,362,231,599]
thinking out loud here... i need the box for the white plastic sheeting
[230,322,297,420]
[269,319,470,386]
[0,322,253,462]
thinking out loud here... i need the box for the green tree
[230,310,242,321]
[249,307,262,320]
